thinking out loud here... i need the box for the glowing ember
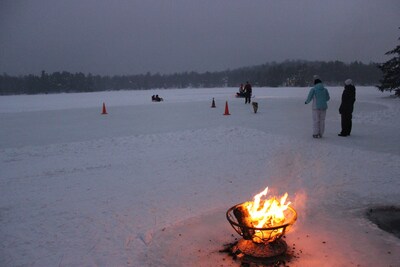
[244,187,292,242]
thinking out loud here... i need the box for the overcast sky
[1,0,399,76]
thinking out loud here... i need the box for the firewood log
[233,205,255,240]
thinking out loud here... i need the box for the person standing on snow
[305,76,330,138]
[244,81,252,104]
[338,79,356,137]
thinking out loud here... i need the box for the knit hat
[313,75,322,84]
[345,79,352,85]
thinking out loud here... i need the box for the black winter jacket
[339,85,356,114]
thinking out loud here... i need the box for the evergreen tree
[377,28,400,96]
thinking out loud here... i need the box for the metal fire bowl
[226,203,297,243]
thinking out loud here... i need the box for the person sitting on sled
[152,95,163,102]
[236,84,245,97]
[239,84,244,94]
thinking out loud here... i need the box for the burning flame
[246,187,291,227]
[245,187,292,242]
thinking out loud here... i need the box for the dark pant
[341,113,352,135]
[245,94,251,104]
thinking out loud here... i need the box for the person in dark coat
[244,81,252,104]
[338,79,356,137]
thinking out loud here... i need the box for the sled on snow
[235,92,255,98]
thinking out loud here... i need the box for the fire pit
[225,187,297,264]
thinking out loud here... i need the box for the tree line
[0,60,382,95]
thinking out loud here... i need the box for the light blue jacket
[305,83,330,110]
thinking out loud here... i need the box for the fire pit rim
[226,202,297,231]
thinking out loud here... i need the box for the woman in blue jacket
[305,77,330,138]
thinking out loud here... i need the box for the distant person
[236,83,245,97]
[338,79,356,137]
[305,76,330,138]
[152,95,163,102]
[239,84,244,94]
[155,95,163,101]
[244,81,252,104]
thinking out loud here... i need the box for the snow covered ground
[0,86,399,267]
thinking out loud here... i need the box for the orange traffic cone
[223,101,230,115]
[101,102,108,115]
[211,98,216,108]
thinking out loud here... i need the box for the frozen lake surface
[1,87,399,266]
